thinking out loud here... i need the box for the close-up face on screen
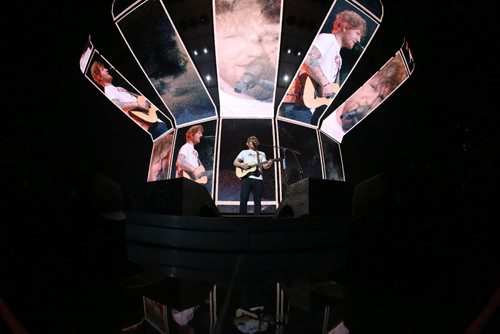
[320,50,411,143]
[214,0,282,118]
[78,0,414,214]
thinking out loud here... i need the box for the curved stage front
[124,211,351,283]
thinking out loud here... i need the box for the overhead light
[189,16,199,28]
[200,14,210,25]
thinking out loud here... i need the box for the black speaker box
[142,178,220,217]
[274,178,353,218]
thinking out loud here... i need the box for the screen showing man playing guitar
[176,125,212,184]
[129,95,159,123]
[299,72,340,110]
[90,60,169,140]
[182,165,212,184]
[278,9,367,125]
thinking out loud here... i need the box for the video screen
[114,0,217,126]
[320,48,412,143]
[214,0,282,118]
[80,39,173,141]
[276,0,380,125]
[216,118,277,212]
[171,120,218,196]
[276,120,323,189]
[320,132,345,181]
[147,131,175,182]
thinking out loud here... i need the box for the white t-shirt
[176,143,199,178]
[219,89,274,118]
[104,85,136,103]
[104,85,166,132]
[236,149,267,180]
[305,33,342,83]
[104,85,150,130]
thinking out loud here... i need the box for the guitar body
[130,95,159,123]
[182,165,212,184]
[300,74,339,110]
[235,166,258,179]
[235,157,283,179]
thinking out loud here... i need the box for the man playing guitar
[278,10,367,124]
[233,136,273,215]
[90,60,168,140]
[176,125,210,184]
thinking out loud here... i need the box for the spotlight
[205,74,212,81]
[283,74,290,82]
[193,50,198,56]
[200,14,210,25]
[189,16,199,28]
[203,47,208,54]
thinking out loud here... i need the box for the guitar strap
[334,66,341,85]
[253,150,261,177]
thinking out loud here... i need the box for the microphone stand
[292,150,304,181]
[281,147,288,190]
[258,144,304,187]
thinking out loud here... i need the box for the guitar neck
[249,158,281,167]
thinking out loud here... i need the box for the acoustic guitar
[129,95,159,123]
[235,157,283,179]
[182,165,213,184]
[300,74,339,110]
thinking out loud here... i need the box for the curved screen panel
[276,0,381,126]
[214,0,283,118]
[80,38,173,141]
[320,44,413,143]
[113,0,217,126]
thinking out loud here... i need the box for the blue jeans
[149,121,169,140]
[239,178,263,215]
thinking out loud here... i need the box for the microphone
[234,58,267,94]
[202,135,216,139]
[256,79,275,91]
[354,43,365,52]
[340,104,371,121]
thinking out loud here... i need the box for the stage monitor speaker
[143,178,220,217]
[274,178,353,219]
[351,173,389,219]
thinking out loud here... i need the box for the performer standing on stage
[233,136,273,215]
